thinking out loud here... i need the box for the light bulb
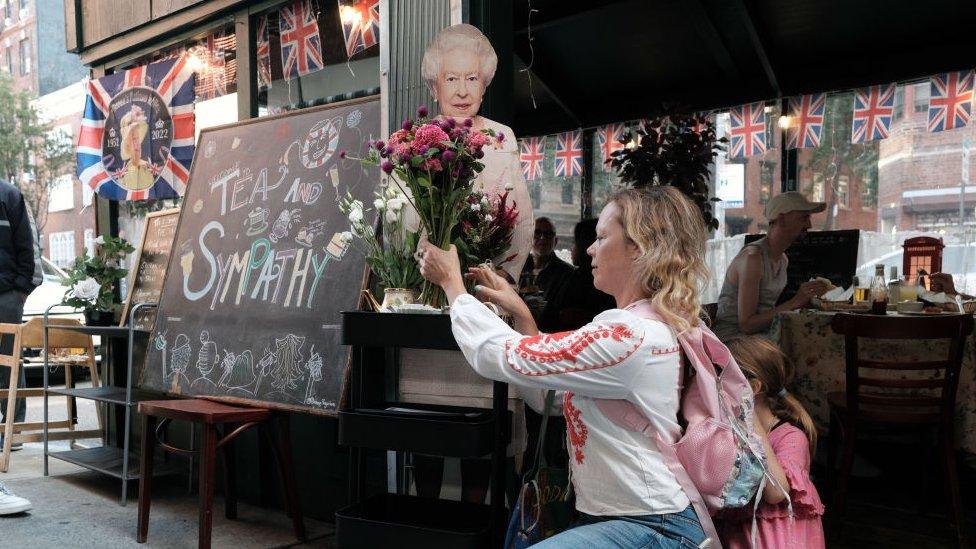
[778,115,792,129]
[186,53,205,72]
[340,5,363,27]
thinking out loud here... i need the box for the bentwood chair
[828,313,974,547]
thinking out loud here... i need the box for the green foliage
[609,108,728,231]
[60,236,135,312]
[0,74,41,183]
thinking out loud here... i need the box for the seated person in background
[551,218,616,331]
[712,192,831,341]
[520,217,575,331]
[930,272,974,300]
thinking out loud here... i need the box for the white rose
[470,203,481,212]
[94,235,105,245]
[504,182,515,191]
[340,231,354,244]
[485,215,494,223]
[72,278,101,301]
[348,208,364,224]
[388,198,404,212]
[351,200,364,212]
[385,209,398,223]
[373,198,386,210]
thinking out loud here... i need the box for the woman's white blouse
[450,294,691,516]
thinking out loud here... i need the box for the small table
[772,310,976,453]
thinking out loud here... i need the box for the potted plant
[60,235,135,326]
[609,108,727,231]
[338,186,424,310]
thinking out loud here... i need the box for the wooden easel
[0,319,103,472]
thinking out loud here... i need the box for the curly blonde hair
[609,186,709,333]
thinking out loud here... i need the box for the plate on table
[898,310,947,316]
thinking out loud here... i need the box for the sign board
[140,96,379,415]
[121,208,180,331]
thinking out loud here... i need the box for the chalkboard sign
[141,96,379,415]
[745,229,860,304]
[120,208,180,330]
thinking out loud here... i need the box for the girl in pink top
[717,337,826,549]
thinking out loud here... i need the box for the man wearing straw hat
[712,191,831,341]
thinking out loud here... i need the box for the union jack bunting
[729,102,767,158]
[851,84,895,143]
[786,93,825,149]
[597,123,626,171]
[519,136,546,181]
[338,0,380,59]
[76,55,196,201]
[553,130,583,178]
[928,70,974,133]
[279,0,324,80]
[195,31,236,100]
[257,14,273,91]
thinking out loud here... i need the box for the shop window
[836,175,849,208]
[18,0,26,12]
[255,0,380,117]
[893,85,904,120]
[808,173,825,202]
[4,48,10,74]
[47,174,73,212]
[913,82,929,113]
[18,38,29,75]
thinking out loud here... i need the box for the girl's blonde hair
[609,186,708,334]
[726,337,818,450]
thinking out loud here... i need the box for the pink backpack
[595,302,772,548]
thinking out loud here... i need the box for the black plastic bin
[335,493,495,549]
[338,403,510,458]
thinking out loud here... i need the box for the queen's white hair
[421,24,498,95]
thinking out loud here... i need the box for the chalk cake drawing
[294,219,326,247]
[245,206,270,236]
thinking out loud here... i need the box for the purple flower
[497,132,505,142]
[417,105,429,118]
[401,118,412,131]
[381,146,394,157]
[339,150,347,159]
[381,160,394,174]
[375,140,386,150]
[445,117,456,128]
[463,118,473,128]
[417,146,429,156]
[442,150,456,163]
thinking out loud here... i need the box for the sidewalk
[1,391,335,548]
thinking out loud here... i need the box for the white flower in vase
[94,235,105,246]
[385,208,399,224]
[339,231,354,244]
[470,203,481,212]
[388,198,405,212]
[348,208,364,224]
[373,198,386,210]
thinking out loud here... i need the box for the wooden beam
[63,0,82,52]
[681,0,741,82]
[234,10,257,120]
[730,0,780,96]
[77,0,247,66]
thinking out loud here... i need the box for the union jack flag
[928,70,974,133]
[553,130,583,178]
[729,102,767,158]
[597,123,626,171]
[195,31,236,100]
[257,14,273,91]
[279,0,324,80]
[519,136,546,181]
[786,93,825,149]
[851,84,895,143]
[338,0,379,59]
[76,55,195,201]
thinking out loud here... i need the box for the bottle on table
[888,266,901,303]
[871,264,889,315]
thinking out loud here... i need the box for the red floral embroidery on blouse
[504,324,642,376]
[564,392,588,465]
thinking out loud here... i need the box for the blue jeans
[533,505,706,549]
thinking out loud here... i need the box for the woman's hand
[466,265,525,315]
[417,240,466,301]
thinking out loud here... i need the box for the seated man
[550,218,615,331]
[519,217,574,331]
[712,192,831,341]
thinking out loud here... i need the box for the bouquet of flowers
[455,189,520,270]
[360,105,502,306]
[61,235,135,323]
[338,186,423,294]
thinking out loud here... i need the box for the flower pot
[382,288,419,310]
[84,309,115,326]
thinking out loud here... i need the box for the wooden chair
[828,313,974,547]
[136,399,305,549]
[0,319,103,472]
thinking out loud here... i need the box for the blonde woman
[400,23,534,503]
[418,187,708,548]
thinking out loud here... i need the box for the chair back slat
[830,313,974,424]
[20,318,90,349]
